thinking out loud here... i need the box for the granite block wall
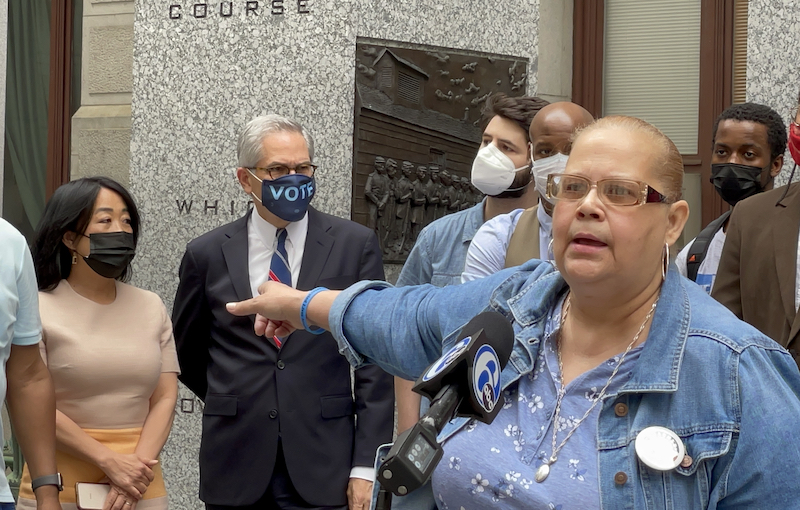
[748,0,800,187]
[129,2,540,507]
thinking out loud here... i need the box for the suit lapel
[222,212,254,303]
[297,208,335,291]
[773,185,800,342]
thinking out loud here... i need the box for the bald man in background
[461,102,594,281]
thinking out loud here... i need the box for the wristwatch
[31,473,63,492]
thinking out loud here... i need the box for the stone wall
[0,0,8,211]
[71,0,135,187]
[0,0,9,447]
[748,0,800,187]
[129,2,542,507]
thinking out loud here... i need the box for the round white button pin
[635,426,685,471]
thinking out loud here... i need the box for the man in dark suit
[173,114,394,510]
[713,94,800,365]
[712,181,800,363]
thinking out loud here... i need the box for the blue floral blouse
[431,295,643,509]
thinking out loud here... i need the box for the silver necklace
[534,293,659,483]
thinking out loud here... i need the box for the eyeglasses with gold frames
[546,173,672,206]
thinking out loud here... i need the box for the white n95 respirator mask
[471,143,530,196]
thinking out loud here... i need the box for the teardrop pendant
[535,463,550,483]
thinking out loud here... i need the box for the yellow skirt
[17,427,167,509]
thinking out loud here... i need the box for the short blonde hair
[573,115,684,202]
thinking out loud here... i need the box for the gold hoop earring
[72,253,78,265]
[662,243,669,281]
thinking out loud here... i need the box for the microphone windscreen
[457,311,514,369]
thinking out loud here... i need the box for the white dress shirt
[246,209,373,482]
[247,210,308,297]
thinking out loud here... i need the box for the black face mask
[710,163,765,206]
[80,232,136,279]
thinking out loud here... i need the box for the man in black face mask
[713,90,800,364]
[675,102,786,293]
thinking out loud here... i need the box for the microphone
[377,311,514,498]
[413,311,515,424]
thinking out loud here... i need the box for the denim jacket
[330,261,800,509]
[396,201,485,287]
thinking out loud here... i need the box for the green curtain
[4,0,51,232]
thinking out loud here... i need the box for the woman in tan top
[18,177,179,510]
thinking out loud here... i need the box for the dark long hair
[31,177,141,291]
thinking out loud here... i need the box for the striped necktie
[268,228,291,347]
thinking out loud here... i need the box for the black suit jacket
[173,207,394,506]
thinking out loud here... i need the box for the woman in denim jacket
[229,116,800,509]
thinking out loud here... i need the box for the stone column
[71,0,134,186]
[0,0,8,209]
[538,0,573,103]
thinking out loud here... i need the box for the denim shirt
[330,262,800,509]
[396,201,485,287]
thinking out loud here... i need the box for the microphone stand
[375,487,392,510]
[420,385,460,433]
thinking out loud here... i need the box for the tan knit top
[39,280,180,429]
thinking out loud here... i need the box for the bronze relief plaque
[351,38,528,264]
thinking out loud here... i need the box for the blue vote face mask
[249,170,316,222]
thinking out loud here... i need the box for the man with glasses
[714,94,800,363]
[173,115,393,510]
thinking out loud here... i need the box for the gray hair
[237,114,315,167]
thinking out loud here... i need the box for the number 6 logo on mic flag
[472,344,502,413]
[421,337,471,382]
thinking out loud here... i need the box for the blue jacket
[396,201,485,287]
[330,261,800,509]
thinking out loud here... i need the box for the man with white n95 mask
[392,94,547,508]
[462,102,594,282]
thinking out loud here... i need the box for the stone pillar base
[71,104,131,186]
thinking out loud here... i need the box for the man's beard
[492,165,532,199]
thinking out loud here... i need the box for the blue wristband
[300,287,327,335]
